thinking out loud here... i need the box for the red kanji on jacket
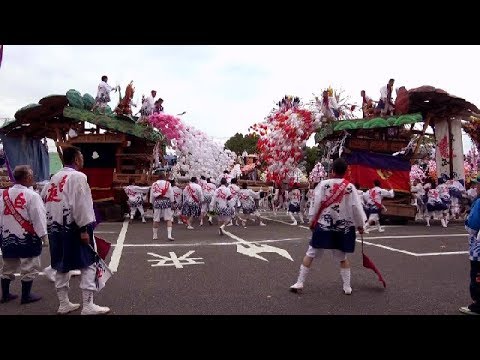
[46,183,61,203]
[4,193,27,215]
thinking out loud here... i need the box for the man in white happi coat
[287,184,304,225]
[425,180,449,227]
[150,172,175,241]
[201,178,217,226]
[43,146,110,315]
[181,177,204,229]
[124,179,150,223]
[447,177,466,219]
[218,170,232,187]
[411,179,426,220]
[198,176,208,226]
[305,183,317,221]
[378,78,395,116]
[437,177,452,224]
[1,165,48,304]
[237,183,266,227]
[316,90,339,120]
[137,90,157,121]
[467,181,478,203]
[142,90,156,117]
[363,180,394,233]
[210,178,234,235]
[227,178,241,226]
[170,179,183,224]
[92,75,116,113]
[290,158,366,295]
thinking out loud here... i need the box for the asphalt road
[0,211,472,315]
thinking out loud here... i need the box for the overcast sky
[0,45,477,149]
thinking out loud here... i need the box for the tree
[304,146,325,174]
[304,147,317,174]
[225,133,259,155]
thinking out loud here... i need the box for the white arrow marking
[221,228,293,262]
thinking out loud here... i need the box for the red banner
[345,164,410,193]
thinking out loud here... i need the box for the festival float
[147,112,237,182]
[315,85,480,223]
[249,91,357,192]
[0,83,165,220]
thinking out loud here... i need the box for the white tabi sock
[441,218,447,227]
[167,226,173,238]
[296,264,310,285]
[153,228,158,239]
[340,268,351,290]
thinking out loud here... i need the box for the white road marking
[355,239,417,256]
[15,271,82,277]
[121,237,304,247]
[93,231,117,234]
[262,214,469,257]
[357,237,468,257]
[221,228,294,262]
[413,251,468,256]
[108,219,129,273]
[363,234,467,240]
[261,215,299,226]
[147,250,204,268]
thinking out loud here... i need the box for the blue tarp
[0,135,50,182]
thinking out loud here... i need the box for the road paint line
[261,215,303,227]
[357,239,469,257]
[116,237,305,247]
[15,272,46,277]
[97,222,126,225]
[414,251,468,256]
[356,239,418,256]
[93,231,118,234]
[264,215,468,241]
[237,215,469,256]
[364,234,467,240]
[108,219,129,273]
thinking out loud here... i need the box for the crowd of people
[124,170,268,240]
[411,174,478,227]
[0,149,479,315]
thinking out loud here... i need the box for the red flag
[361,234,386,288]
[94,235,112,260]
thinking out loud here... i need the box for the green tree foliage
[225,133,259,155]
[304,146,322,174]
